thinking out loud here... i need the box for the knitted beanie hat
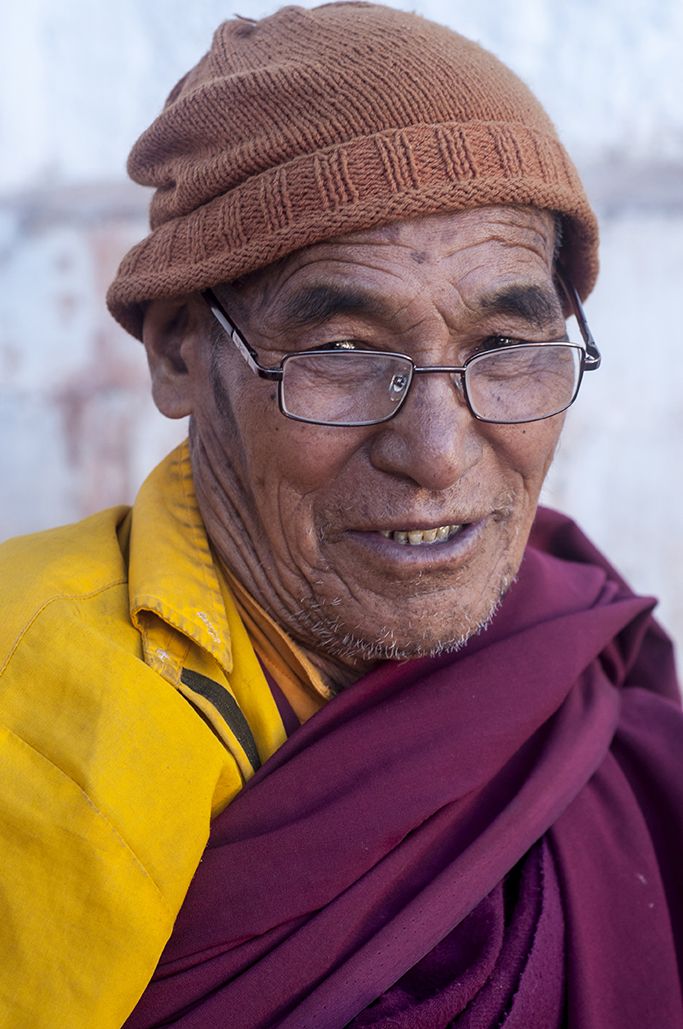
[107,2,599,340]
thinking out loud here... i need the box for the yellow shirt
[0,441,324,1028]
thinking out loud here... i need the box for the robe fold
[126,508,683,1028]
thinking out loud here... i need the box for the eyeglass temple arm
[202,289,282,381]
[556,271,601,371]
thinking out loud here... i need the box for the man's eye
[476,335,520,354]
[320,339,361,351]
[329,341,360,353]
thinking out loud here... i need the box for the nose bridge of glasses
[395,361,469,423]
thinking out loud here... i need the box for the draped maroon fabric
[126,508,683,1028]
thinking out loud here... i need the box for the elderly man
[1,4,682,1028]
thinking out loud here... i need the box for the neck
[189,430,376,695]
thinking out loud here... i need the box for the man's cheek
[262,441,356,495]
[502,432,562,493]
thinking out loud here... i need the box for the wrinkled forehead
[220,206,561,323]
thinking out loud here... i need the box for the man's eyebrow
[478,283,563,327]
[275,280,563,331]
[278,283,393,328]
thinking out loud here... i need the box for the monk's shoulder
[616,686,683,767]
[0,507,133,671]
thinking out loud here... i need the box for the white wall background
[1,0,682,662]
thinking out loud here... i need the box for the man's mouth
[378,524,464,546]
[344,517,490,575]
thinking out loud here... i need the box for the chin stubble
[292,570,516,680]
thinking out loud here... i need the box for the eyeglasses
[202,272,600,427]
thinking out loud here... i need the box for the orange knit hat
[107,2,599,340]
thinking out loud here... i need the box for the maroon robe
[126,508,683,1028]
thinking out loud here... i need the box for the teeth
[379,524,464,545]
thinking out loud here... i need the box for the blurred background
[1,0,682,660]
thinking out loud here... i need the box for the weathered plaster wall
[1,0,682,659]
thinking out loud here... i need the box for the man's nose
[368,370,484,491]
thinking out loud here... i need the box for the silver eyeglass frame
[201,270,601,427]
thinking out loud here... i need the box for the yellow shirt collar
[129,440,233,681]
[128,438,330,720]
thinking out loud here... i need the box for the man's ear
[142,296,204,418]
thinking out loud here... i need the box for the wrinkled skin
[143,206,568,691]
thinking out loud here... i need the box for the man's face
[172,206,567,676]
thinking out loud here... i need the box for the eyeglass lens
[281,351,413,425]
[280,344,583,426]
[466,344,582,423]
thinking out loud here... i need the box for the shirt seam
[0,579,128,681]
[1,721,173,915]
